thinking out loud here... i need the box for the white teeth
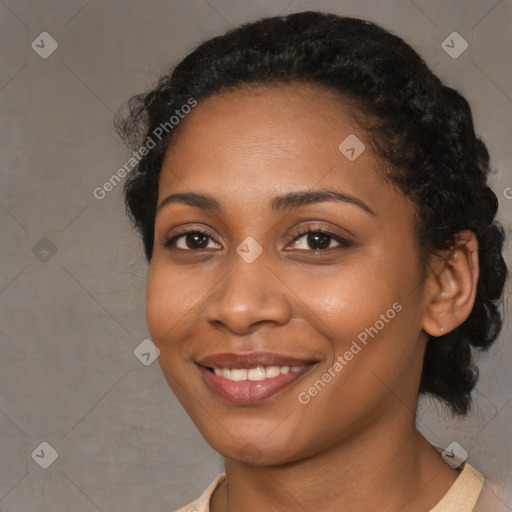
[248,366,266,381]
[212,365,304,381]
[265,366,281,378]
[230,369,248,381]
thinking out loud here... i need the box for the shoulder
[177,466,495,511]
[429,463,484,511]
[174,474,226,512]
[472,477,507,512]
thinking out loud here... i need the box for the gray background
[0,0,511,510]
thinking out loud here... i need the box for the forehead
[158,83,396,217]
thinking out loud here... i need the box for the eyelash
[163,226,352,252]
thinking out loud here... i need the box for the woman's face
[146,83,431,464]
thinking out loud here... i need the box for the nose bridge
[204,245,291,333]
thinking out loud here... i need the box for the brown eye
[306,232,331,250]
[184,233,209,249]
[164,230,221,250]
[289,229,351,252]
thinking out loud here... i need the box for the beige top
[176,462,484,511]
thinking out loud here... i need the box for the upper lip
[197,351,317,369]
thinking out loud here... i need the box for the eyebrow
[157,189,376,216]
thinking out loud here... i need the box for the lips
[197,351,317,405]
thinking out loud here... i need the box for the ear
[422,230,479,337]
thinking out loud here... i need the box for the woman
[116,11,507,511]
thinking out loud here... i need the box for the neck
[210,412,459,512]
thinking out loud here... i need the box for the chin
[197,419,311,466]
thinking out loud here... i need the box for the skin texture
[145,83,479,511]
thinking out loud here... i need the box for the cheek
[145,266,198,397]
[145,261,206,344]
[298,253,422,381]
[299,259,398,334]
[145,267,170,343]
[145,264,190,350]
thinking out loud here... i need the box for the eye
[163,228,221,251]
[288,227,352,251]
[162,226,352,253]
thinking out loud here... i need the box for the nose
[204,251,292,335]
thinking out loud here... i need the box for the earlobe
[422,230,479,337]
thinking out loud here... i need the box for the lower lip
[199,365,315,405]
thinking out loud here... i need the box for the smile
[212,365,305,381]
[197,352,317,405]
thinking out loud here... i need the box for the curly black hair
[115,11,507,416]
